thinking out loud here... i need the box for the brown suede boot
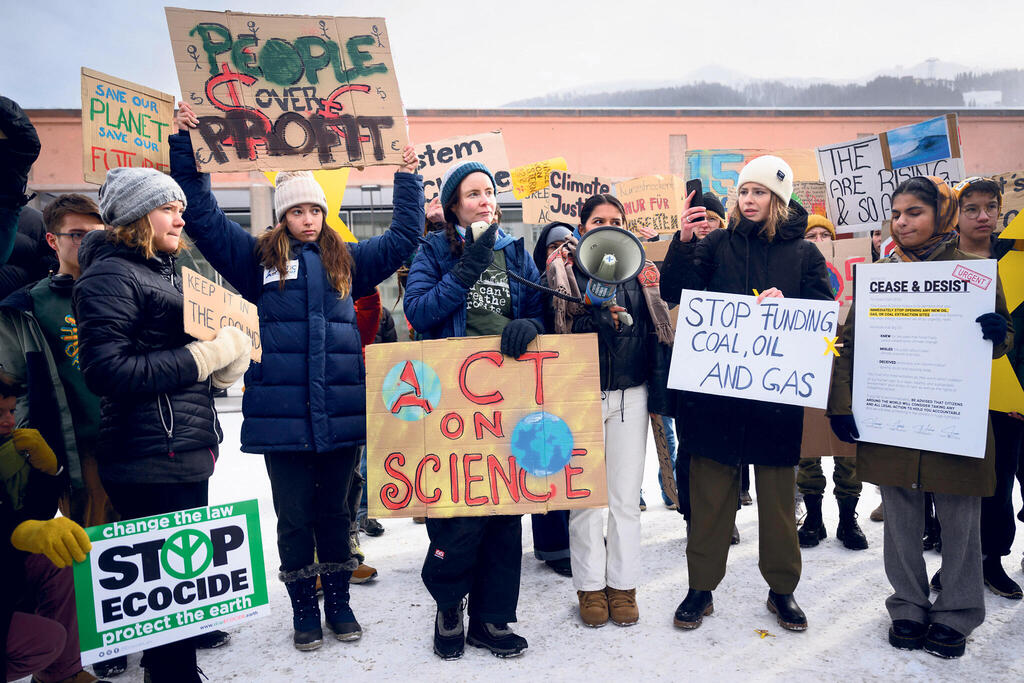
[577,589,609,627]
[606,587,639,626]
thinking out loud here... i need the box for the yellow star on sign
[824,336,839,356]
[754,629,776,639]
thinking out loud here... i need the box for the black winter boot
[466,620,528,658]
[766,590,808,631]
[798,494,826,548]
[433,602,465,660]
[673,589,713,630]
[285,577,323,651]
[983,555,1023,599]
[321,571,362,641]
[836,496,868,550]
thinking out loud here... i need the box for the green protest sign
[72,500,269,666]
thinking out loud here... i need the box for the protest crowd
[1,14,1023,683]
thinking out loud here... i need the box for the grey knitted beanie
[99,167,187,227]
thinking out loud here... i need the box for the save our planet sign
[366,334,608,518]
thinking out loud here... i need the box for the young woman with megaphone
[660,156,833,634]
[544,193,675,629]
[404,160,545,660]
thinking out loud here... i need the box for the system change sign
[73,500,269,666]
[365,334,607,518]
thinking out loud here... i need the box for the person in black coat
[660,156,833,633]
[544,196,674,628]
[72,167,251,683]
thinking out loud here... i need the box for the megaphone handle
[617,311,634,327]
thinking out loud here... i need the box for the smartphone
[685,179,704,209]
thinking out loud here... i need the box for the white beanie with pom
[273,171,328,221]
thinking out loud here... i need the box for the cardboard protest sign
[73,500,269,666]
[686,148,819,198]
[182,267,261,361]
[365,334,606,518]
[793,181,828,216]
[618,175,684,236]
[165,8,407,172]
[415,131,511,201]
[667,291,840,409]
[521,169,615,225]
[816,115,966,233]
[814,237,872,325]
[991,355,1024,414]
[81,68,174,185]
[509,157,567,200]
[801,407,856,458]
[991,169,1024,230]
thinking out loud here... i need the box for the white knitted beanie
[273,171,328,220]
[737,155,793,206]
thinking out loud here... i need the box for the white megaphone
[575,226,646,327]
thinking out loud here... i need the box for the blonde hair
[728,191,790,242]
[110,215,183,259]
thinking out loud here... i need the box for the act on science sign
[366,334,607,518]
[73,500,269,666]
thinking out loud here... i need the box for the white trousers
[569,384,649,591]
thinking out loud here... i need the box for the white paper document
[852,260,997,458]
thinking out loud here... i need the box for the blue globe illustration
[510,412,574,477]
[381,360,442,422]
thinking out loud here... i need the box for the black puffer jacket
[0,207,56,299]
[569,263,672,415]
[660,202,832,466]
[72,231,220,477]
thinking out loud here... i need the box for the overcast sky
[2,0,1022,109]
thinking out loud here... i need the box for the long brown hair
[257,221,354,298]
[111,215,183,260]
[728,191,790,241]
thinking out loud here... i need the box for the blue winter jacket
[404,230,544,340]
[169,132,423,454]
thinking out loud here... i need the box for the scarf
[892,176,960,263]
[547,242,674,345]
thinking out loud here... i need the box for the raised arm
[660,230,718,304]
[169,127,262,301]
[349,154,424,299]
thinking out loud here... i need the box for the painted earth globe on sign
[510,411,574,477]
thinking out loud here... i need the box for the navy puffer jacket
[404,230,544,339]
[169,132,422,454]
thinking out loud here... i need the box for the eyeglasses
[961,205,999,219]
[51,233,89,243]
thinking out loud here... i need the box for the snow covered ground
[112,408,1024,681]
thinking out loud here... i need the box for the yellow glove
[11,517,91,568]
[12,428,58,475]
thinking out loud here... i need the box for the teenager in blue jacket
[404,160,544,660]
[171,103,423,652]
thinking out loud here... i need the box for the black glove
[0,96,41,205]
[976,312,1008,347]
[500,319,541,359]
[450,223,498,287]
[829,415,860,444]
